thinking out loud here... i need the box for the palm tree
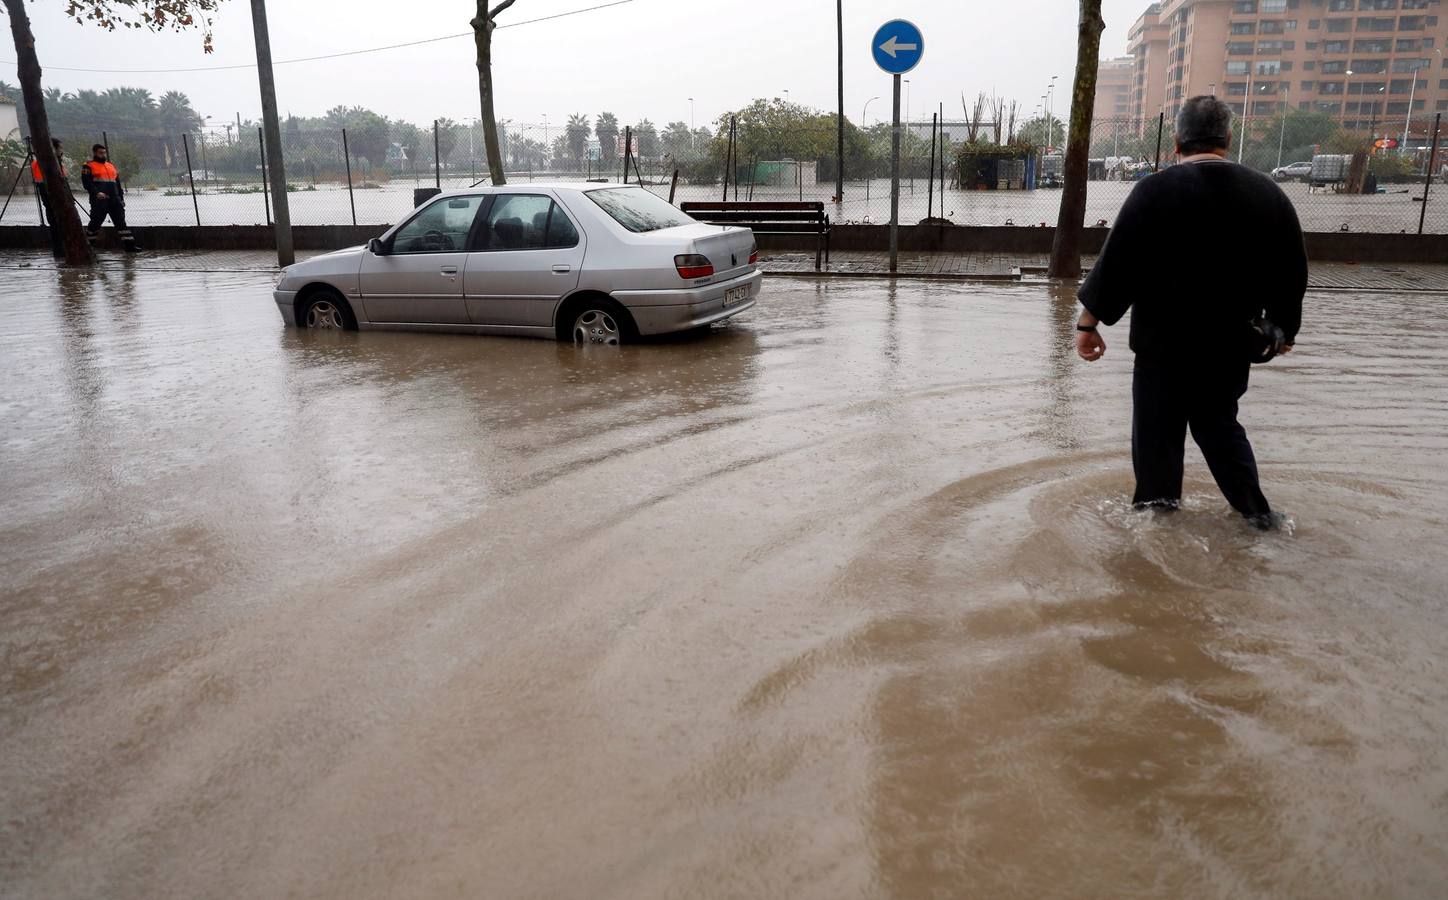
[596,112,619,167]
[565,113,590,171]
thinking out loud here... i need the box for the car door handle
[440,266,459,276]
[551,265,571,273]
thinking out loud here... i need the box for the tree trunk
[471,2,506,186]
[1047,0,1105,279]
[5,0,93,265]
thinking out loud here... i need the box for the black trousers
[86,197,134,243]
[1131,356,1271,519]
[36,183,65,256]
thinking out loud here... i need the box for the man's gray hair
[1176,95,1233,154]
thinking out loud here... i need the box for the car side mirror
[368,238,386,255]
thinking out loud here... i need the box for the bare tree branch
[489,0,518,19]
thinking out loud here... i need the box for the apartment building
[1094,56,1137,121]
[1124,0,1447,141]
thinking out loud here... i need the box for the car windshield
[587,187,694,233]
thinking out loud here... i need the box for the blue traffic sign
[871,19,924,75]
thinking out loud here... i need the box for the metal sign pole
[890,73,901,272]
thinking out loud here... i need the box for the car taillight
[748,244,759,265]
[675,254,714,279]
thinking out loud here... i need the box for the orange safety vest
[31,159,67,183]
[83,160,119,184]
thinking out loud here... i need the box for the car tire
[299,287,358,331]
[560,296,636,346]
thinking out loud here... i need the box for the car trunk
[687,226,756,283]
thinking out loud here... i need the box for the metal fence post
[622,125,631,184]
[258,127,271,226]
[342,127,357,226]
[1419,112,1441,236]
[182,132,201,226]
[433,119,441,190]
[1154,112,1165,172]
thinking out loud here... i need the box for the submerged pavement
[3,258,1448,898]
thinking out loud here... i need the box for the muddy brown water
[2,256,1447,898]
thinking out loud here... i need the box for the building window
[1227,60,1251,74]
[1232,21,1258,32]
[1325,17,1351,29]
[1301,80,1317,89]
[1285,18,1299,28]
[1227,81,1249,95]
[1396,38,1421,51]
[1227,41,1255,53]
[1347,80,1387,92]
[1391,57,1431,72]
[1355,15,1395,28]
[1234,0,1258,11]
[1389,78,1414,93]
[1322,60,1347,72]
[1401,0,1430,7]
[1328,0,1353,9]
[1356,0,1396,9]
[1320,80,1346,92]
[1437,99,1448,111]
[1397,14,1426,28]
[1440,78,1448,89]
[1353,38,1391,51]
[1252,101,1278,115]
[1260,19,1285,32]
[1304,60,1317,69]
[1316,101,1344,112]
[1257,40,1293,51]
[1324,39,1349,51]
[1348,58,1388,72]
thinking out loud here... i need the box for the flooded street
[3,256,1447,898]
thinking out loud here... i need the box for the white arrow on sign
[878,35,918,58]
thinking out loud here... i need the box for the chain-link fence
[2,110,1443,234]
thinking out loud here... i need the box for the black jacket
[1078,158,1306,360]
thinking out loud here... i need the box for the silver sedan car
[273,184,761,344]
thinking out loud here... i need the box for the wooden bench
[680,201,830,270]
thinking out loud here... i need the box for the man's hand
[1280,343,1294,355]
[96,192,107,200]
[1076,329,1106,361]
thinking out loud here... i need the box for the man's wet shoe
[1247,511,1286,531]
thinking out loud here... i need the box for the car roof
[434,182,640,198]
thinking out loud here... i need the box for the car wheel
[301,288,356,330]
[568,298,634,346]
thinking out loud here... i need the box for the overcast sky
[8,0,1144,131]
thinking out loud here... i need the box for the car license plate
[724,285,749,306]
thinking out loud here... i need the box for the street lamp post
[1402,66,1419,154]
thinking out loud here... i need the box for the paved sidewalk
[759,250,1448,292]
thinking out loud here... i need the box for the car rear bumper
[273,289,298,326]
[613,269,763,336]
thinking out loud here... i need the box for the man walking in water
[80,143,141,253]
[1073,95,1306,528]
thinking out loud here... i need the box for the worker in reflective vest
[30,138,68,258]
[81,144,141,252]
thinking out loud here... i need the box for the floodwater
[3,173,1442,233]
[2,255,1447,899]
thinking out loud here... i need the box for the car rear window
[586,187,694,233]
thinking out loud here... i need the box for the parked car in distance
[1272,161,1312,182]
[273,184,761,345]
